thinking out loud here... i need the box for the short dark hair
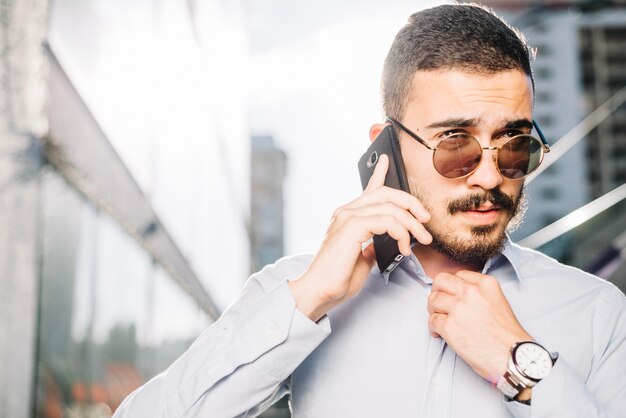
[382,3,535,119]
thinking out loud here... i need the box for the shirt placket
[422,285,457,418]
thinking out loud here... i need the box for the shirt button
[267,323,280,342]
[432,375,440,388]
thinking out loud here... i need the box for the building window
[532,21,548,33]
[540,187,559,200]
[535,90,553,103]
[535,44,552,56]
[542,214,559,227]
[534,66,552,79]
[542,163,558,176]
[536,114,555,127]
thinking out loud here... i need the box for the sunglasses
[386,117,551,180]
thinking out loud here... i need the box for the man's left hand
[427,270,533,383]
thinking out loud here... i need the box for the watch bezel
[512,341,554,382]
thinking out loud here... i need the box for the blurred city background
[0,0,624,417]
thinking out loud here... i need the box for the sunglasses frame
[386,117,551,180]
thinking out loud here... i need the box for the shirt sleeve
[504,284,626,418]
[113,257,331,418]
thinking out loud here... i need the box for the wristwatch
[496,341,557,399]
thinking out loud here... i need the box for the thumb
[351,244,377,287]
[364,154,389,192]
[353,240,377,278]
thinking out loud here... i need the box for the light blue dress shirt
[114,239,626,417]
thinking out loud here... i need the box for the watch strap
[496,369,527,398]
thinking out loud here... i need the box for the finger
[348,214,414,256]
[428,312,446,339]
[323,210,413,258]
[454,270,490,285]
[364,153,389,192]
[427,290,455,315]
[371,217,413,256]
[432,272,465,295]
[361,239,376,263]
[343,186,431,224]
[330,203,432,245]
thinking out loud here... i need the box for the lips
[460,205,501,224]
[467,204,500,213]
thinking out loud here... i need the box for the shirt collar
[486,235,524,283]
[390,235,524,285]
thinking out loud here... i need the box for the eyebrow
[504,119,534,130]
[426,118,479,129]
[425,118,534,130]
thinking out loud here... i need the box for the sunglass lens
[434,135,482,178]
[498,136,543,179]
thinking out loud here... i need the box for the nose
[465,149,503,190]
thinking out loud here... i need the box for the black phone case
[357,125,413,274]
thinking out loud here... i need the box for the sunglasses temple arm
[386,117,435,150]
[532,120,551,152]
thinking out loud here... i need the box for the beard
[415,186,527,267]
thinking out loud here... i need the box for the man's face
[399,69,533,265]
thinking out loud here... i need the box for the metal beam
[527,86,626,184]
[518,183,626,249]
[45,45,220,320]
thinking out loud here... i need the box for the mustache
[448,189,516,215]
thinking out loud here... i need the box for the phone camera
[367,151,378,168]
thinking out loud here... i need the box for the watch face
[514,342,553,380]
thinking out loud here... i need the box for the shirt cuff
[530,357,595,417]
[235,280,330,363]
[502,396,531,418]
[258,295,332,380]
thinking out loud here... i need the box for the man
[115,4,626,417]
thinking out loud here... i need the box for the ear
[369,123,387,143]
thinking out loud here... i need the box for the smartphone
[357,124,414,274]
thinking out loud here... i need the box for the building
[579,16,626,199]
[495,4,590,243]
[250,135,289,417]
[485,1,626,285]
[250,136,288,273]
[0,1,250,417]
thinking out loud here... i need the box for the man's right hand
[288,154,433,322]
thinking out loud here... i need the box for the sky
[246,0,443,255]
